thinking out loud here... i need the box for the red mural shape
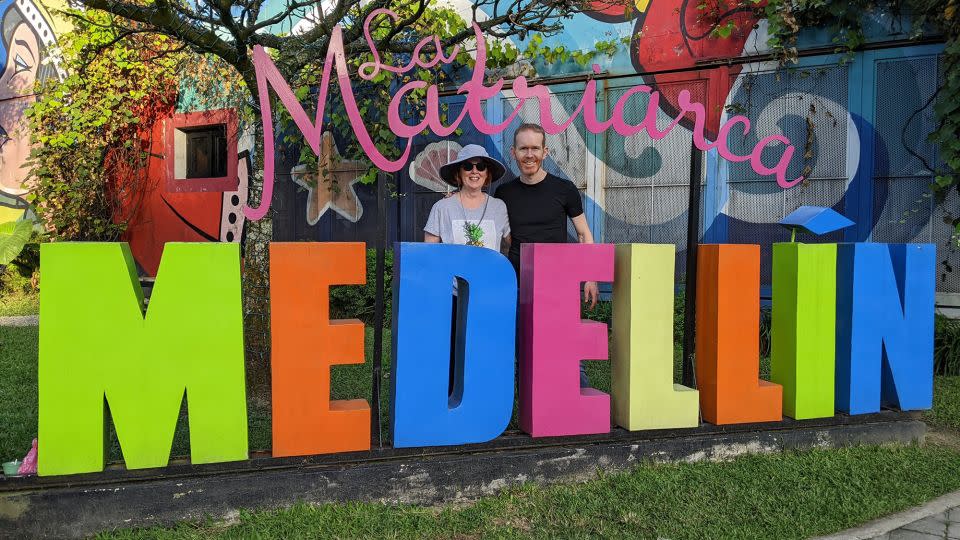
[113,107,245,276]
[586,0,764,137]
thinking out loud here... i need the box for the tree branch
[76,0,244,65]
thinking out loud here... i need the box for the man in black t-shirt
[495,124,600,388]
[494,123,600,308]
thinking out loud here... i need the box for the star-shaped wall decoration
[290,131,366,224]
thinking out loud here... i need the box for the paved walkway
[817,490,960,539]
[0,315,38,326]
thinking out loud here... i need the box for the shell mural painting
[409,141,463,194]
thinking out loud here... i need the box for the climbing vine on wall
[711,0,959,237]
[25,10,185,241]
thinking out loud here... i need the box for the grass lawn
[97,444,960,540]
[0,325,275,461]
[0,291,38,317]
[3,323,960,539]
[0,325,39,461]
[926,376,960,430]
[0,326,394,461]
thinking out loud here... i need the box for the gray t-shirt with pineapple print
[424,193,510,252]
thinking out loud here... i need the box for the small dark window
[184,125,227,179]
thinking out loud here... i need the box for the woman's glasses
[460,161,488,172]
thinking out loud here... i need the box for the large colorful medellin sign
[37,237,934,476]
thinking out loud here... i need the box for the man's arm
[495,184,512,257]
[571,213,594,245]
[571,213,599,310]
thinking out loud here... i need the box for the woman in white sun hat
[423,144,511,252]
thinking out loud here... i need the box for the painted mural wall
[0,0,251,275]
[0,0,247,278]
[7,1,945,290]
[0,0,944,292]
[265,1,956,302]
[122,107,250,276]
[0,0,64,225]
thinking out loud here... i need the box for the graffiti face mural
[0,0,58,223]
[0,18,40,194]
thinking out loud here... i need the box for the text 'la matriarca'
[245,8,804,220]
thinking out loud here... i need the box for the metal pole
[371,173,387,448]
[681,140,703,388]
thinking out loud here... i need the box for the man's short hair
[512,123,547,148]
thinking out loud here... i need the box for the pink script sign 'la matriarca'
[244,8,804,221]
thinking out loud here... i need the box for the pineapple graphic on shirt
[463,222,485,247]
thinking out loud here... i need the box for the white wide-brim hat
[438,144,507,186]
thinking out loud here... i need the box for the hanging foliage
[25,10,184,241]
[712,0,959,238]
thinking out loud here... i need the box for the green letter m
[38,243,248,476]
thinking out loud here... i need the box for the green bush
[0,269,31,295]
[581,289,687,343]
[0,234,40,294]
[935,314,960,375]
[583,299,613,325]
[580,290,779,362]
[759,306,772,359]
[674,290,685,345]
[330,248,393,326]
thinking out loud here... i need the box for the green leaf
[0,220,34,265]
